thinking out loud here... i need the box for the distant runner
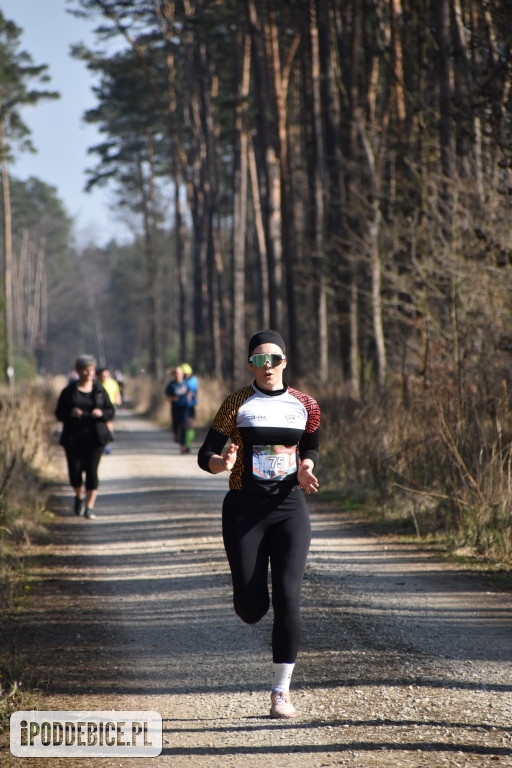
[55,355,114,519]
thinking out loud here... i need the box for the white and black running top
[198,382,320,494]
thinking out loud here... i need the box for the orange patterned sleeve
[211,386,253,436]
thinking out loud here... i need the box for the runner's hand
[298,461,319,493]
[223,444,238,471]
[208,445,239,474]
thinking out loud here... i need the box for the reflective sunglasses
[249,353,286,367]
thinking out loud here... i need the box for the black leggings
[65,443,104,491]
[222,486,311,663]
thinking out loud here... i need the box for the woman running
[55,355,114,519]
[198,330,320,718]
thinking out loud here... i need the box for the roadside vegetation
[318,376,512,571]
[0,382,56,609]
[0,381,56,731]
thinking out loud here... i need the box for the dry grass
[317,369,512,568]
[0,380,56,733]
[0,381,56,611]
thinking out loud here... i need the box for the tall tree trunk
[182,3,220,373]
[248,139,270,329]
[452,0,482,203]
[39,259,47,363]
[29,237,45,351]
[137,149,163,379]
[346,0,363,399]
[359,48,389,389]
[435,0,455,240]
[369,201,386,387]
[210,226,223,381]
[200,41,221,375]
[14,229,28,348]
[232,31,251,386]
[349,278,359,397]
[315,0,346,377]
[174,180,187,364]
[0,113,14,390]
[182,40,209,370]
[246,0,283,331]
[390,0,406,126]
[156,0,188,362]
[309,0,328,383]
[267,0,300,364]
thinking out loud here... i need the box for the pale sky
[0,0,132,246]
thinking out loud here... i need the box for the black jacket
[55,381,114,448]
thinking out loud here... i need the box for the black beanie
[248,330,286,359]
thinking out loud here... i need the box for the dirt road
[5,411,512,767]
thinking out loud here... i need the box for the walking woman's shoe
[270,691,296,718]
[73,497,84,516]
[84,508,97,519]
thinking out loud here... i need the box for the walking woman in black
[198,330,320,718]
[55,355,114,519]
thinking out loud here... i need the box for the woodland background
[1,0,512,563]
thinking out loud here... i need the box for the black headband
[248,330,286,359]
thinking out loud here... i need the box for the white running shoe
[270,690,296,718]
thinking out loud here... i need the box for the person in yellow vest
[181,363,198,453]
[97,368,122,453]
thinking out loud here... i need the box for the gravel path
[5,410,512,767]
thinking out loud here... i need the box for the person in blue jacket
[165,366,188,444]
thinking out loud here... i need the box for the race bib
[252,445,297,480]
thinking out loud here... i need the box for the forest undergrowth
[317,367,512,572]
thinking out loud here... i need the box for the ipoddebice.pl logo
[10,711,162,757]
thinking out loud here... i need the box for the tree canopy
[62,0,512,392]
[2,0,512,395]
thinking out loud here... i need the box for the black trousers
[64,443,104,491]
[222,485,311,663]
